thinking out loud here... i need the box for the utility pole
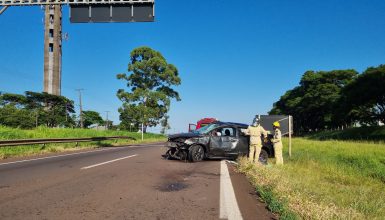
[65,102,69,123]
[141,97,147,141]
[105,111,110,130]
[289,115,293,158]
[76,89,84,128]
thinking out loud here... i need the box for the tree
[0,105,35,128]
[270,70,358,133]
[0,91,76,128]
[24,91,76,127]
[342,65,385,124]
[0,93,27,107]
[118,107,140,131]
[270,86,305,132]
[82,111,104,128]
[117,47,181,132]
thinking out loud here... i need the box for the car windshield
[193,123,220,134]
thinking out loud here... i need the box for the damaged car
[164,121,274,162]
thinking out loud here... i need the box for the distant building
[353,120,384,127]
[89,124,106,130]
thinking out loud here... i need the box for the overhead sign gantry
[0,0,155,22]
[0,0,155,95]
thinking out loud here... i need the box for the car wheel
[259,149,268,165]
[188,145,205,162]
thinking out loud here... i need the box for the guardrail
[0,136,135,147]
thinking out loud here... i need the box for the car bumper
[165,142,178,148]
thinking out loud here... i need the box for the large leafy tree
[24,91,76,127]
[300,70,358,130]
[0,105,35,129]
[82,111,104,128]
[342,65,385,124]
[117,47,181,132]
[270,86,305,132]
[270,70,358,132]
[0,91,76,128]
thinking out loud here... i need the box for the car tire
[188,145,205,162]
[259,149,269,165]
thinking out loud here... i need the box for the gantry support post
[43,5,62,95]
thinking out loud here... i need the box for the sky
[1,0,385,133]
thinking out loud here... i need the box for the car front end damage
[163,134,207,161]
[164,138,189,160]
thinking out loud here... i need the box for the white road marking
[220,160,243,220]
[80,154,138,170]
[0,147,122,166]
[0,144,158,167]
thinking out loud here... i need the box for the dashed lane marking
[80,154,138,170]
[0,147,121,166]
[0,144,158,167]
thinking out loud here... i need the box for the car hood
[168,132,202,140]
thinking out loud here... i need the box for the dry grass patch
[237,138,385,219]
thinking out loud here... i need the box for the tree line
[0,47,181,134]
[0,91,106,129]
[269,64,385,134]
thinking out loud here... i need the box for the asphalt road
[0,143,275,220]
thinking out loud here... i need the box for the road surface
[0,143,275,220]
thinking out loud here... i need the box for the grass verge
[237,138,385,219]
[0,126,166,159]
[307,126,385,142]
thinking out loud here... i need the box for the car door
[208,129,225,157]
[209,127,238,157]
[234,127,249,156]
[220,127,238,152]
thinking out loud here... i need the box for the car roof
[214,121,248,127]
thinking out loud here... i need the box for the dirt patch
[0,185,10,189]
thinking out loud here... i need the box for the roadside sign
[255,115,293,158]
[70,3,154,23]
[256,115,293,136]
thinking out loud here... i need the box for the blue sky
[1,0,385,133]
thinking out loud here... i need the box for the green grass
[0,126,166,159]
[237,138,385,219]
[307,126,385,142]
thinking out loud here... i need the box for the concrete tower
[43,5,62,96]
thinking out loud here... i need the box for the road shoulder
[227,162,277,220]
